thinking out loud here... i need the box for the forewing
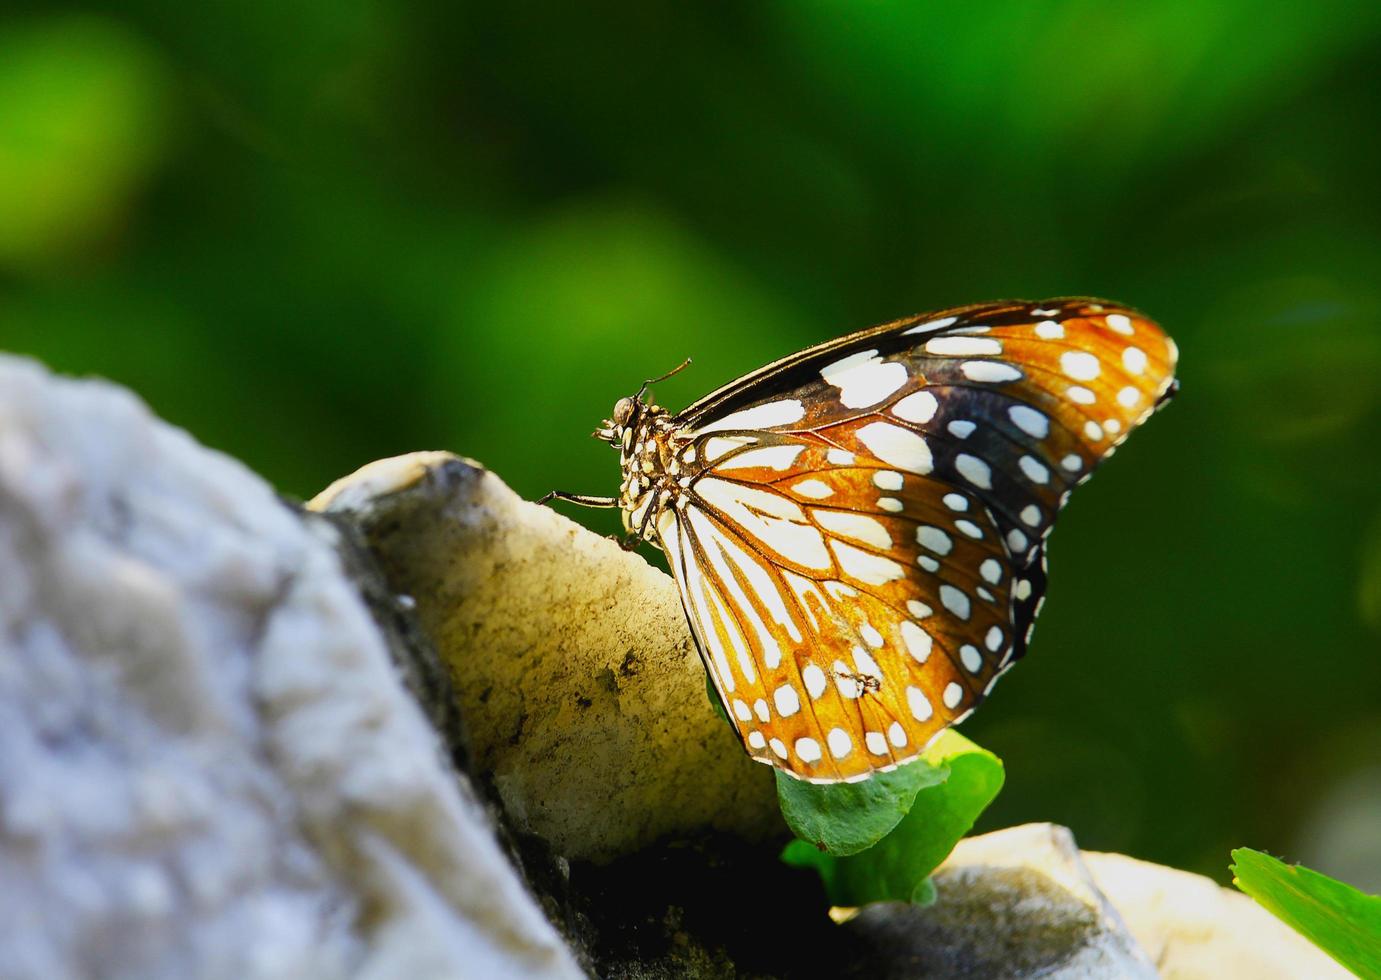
[657,298,1176,782]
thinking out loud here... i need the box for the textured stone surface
[311,453,781,863]
[841,824,1158,978]
[1085,850,1353,979]
[0,355,581,980]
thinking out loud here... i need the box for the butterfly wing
[656,298,1177,782]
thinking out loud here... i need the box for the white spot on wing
[715,444,806,471]
[940,584,971,620]
[1035,320,1064,340]
[803,663,827,699]
[956,453,992,489]
[954,519,983,539]
[901,314,958,335]
[703,435,755,462]
[1061,350,1101,381]
[925,336,1003,357]
[792,478,834,499]
[774,684,801,717]
[901,622,931,662]
[795,737,822,764]
[830,539,905,585]
[1009,405,1050,439]
[917,525,953,555]
[872,470,904,490]
[820,349,909,409]
[907,685,933,721]
[892,390,939,423]
[852,646,881,677]
[947,420,976,439]
[961,361,1023,383]
[782,571,826,632]
[695,399,805,434]
[856,421,933,474]
[824,581,858,600]
[814,510,893,549]
[827,728,853,759]
[1105,313,1134,335]
[1019,455,1050,484]
[834,660,864,698]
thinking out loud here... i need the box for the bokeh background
[4,2,1380,886]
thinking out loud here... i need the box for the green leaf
[776,752,948,857]
[782,731,1004,905]
[1231,847,1381,979]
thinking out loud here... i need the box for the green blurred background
[4,2,1380,885]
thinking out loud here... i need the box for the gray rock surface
[839,824,1351,979]
[843,824,1159,978]
[0,355,582,980]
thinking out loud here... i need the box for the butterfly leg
[617,488,666,551]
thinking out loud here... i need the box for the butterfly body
[573,298,1177,784]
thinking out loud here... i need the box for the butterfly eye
[612,397,635,426]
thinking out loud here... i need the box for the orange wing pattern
[656,299,1177,782]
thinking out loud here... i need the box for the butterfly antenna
[637,357,692,401]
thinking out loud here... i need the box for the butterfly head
[593,387,688,540]
[593,395,639,444]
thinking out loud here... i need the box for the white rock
[0,355,582,980]
[1085,850,1353,979]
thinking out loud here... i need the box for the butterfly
[543,298,1177,783]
